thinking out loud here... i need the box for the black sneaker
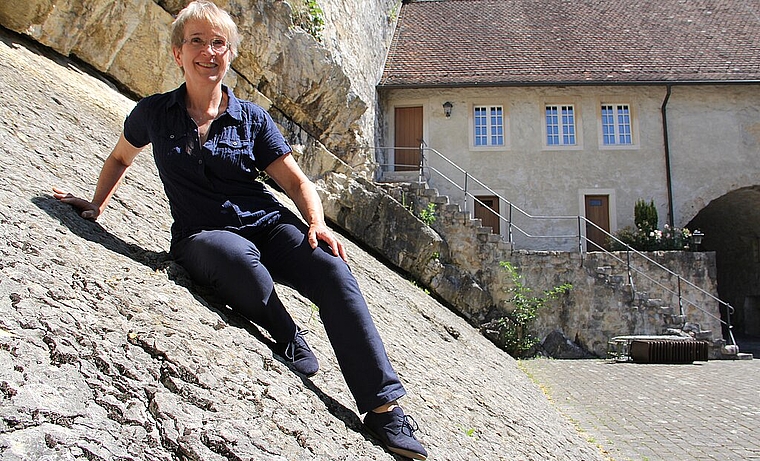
[363,407,427,460]
[276,328,319,377]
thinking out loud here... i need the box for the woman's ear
[172,46,183,69]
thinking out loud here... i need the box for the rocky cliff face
[0,27,608,461]
[0,0,394,170]
[0,0,511,339]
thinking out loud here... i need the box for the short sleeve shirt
[123,84,292,245]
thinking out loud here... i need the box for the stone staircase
[592,265,746,360]
[379,178,746,359]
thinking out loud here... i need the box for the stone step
[694,330,713,340]
[608,275,625,284]
[596,266,613,276]
[378,171,419,183]
[422,188,439,198]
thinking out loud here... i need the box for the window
[474,106,504,146]
[545,105,576,146]
[601,104,632,145]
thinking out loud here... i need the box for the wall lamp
[443,101,453,118]
[691,229,704,251]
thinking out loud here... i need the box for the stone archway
[685,186,760,340]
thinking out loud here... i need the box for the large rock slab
[0,0,391,167]
[0,30,605,460]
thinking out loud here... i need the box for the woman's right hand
[52,187,101,221]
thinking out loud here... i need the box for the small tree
[483,262,572,358]
[634,199,658,234]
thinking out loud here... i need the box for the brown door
[394,106,423,171]
[475,195,500,234]
[585,195,610,251]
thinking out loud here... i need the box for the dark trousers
[171,211,405,413]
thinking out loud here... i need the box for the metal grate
[630,339,709,364]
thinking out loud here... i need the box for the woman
[54,1,427,459]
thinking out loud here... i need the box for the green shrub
[485,262,572,358]
[610,199,696,251]
[634,199,658,234]
[418,202,436,226]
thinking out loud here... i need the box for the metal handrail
[372,145,735,336]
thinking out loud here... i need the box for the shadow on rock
[32,194,175,272]
[32,193,365,434]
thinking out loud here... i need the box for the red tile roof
[379,0,760,87]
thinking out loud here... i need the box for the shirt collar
[167,83,243,123]
[223,85,243,122]
[168,83,187,110]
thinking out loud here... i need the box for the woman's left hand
[309,224,347,262]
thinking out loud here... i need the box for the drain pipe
[661,84,675,227]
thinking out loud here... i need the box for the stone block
[694,330,713,340]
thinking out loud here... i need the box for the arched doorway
[685,185,760,354]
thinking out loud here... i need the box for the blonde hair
[171,0,241,60]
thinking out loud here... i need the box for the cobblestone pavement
[520,356,760,461]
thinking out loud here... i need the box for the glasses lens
[211,39,228,52]
[184,37,228,53]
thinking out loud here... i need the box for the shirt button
[198,159,202,164]
[169,134,175,139]
[232,141,238,146]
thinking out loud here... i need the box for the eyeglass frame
[181,36,230,54]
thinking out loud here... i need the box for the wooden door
[475,195,500,234]
[394,106,423,171]
[585,195,610,251]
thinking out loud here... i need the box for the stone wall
[392,182,726,358]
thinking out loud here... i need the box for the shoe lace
[284,329,311,362]
[400,414,420,437]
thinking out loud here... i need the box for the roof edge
[377,79,760,90]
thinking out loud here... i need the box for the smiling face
[172,19,230,87]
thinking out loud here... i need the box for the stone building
[377,0,760,336]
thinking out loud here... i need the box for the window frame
[543,102,582,150]
[598,102,637,149]
[470,103,509,150]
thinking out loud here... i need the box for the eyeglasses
[182,36,229,54]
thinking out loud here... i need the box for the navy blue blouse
[124,84,292,244]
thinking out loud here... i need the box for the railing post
[508,203,513,246]
[677,276,684,317]
[577,216,583,254]
[724,301,735,346]
[463,172,469,213]
[418,143,425,183]
[626,249,635,302]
